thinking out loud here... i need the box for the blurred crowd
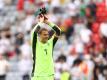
[0,0,107,80]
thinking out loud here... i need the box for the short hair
[38,28,49,34]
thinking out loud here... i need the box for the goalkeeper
[31,14,61,80]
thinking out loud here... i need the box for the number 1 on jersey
[44,49,47,55]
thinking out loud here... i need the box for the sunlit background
[0,0,107,80]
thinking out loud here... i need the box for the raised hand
[44,15,49,24]
[38,14,45,23]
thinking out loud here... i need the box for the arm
[31,23,41,76]
[48,22,61,37]
[43,15,61,37]
[31,22,41,37]
[31,22,41,51]
[46,22,61,46]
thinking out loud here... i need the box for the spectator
[55,55,69,80]
[70,58,83,80]
[0,32,11,55]
[79,0,86,17]
[18,55,32,80]
[66,0,79,17]
[100,19,107,37]
[67,48,78,68]
[87,0,97,18]
[84,54,95,80]
[61,71,70,80]
[19,40,31,59]
[0,55,10,80]
[79,27,92,44]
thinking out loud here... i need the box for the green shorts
[31,75,54,80]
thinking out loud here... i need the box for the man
[0,55,9,80]
[31,15,61,80]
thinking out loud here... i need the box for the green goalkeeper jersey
[31,22,61,77]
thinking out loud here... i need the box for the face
[40,30,49,43]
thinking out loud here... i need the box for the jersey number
[44,49,47,55]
